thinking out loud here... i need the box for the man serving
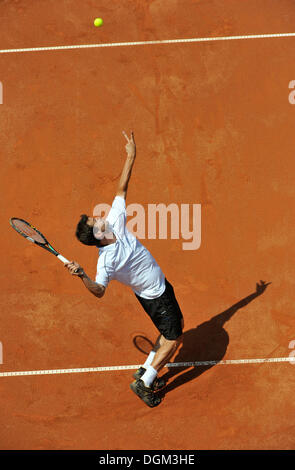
[65,131,184,407]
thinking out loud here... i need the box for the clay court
[1,0,295,450]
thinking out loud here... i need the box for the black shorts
[135,279,183,340]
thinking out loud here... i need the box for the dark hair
[75,214,100,246]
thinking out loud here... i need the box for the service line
[0,32,295,54]
[0,356,293,377]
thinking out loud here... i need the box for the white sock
[143,351,156,369]
[141,365,158,388]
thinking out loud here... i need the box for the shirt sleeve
[95,254,113,287]
[95,267,109,287]
[106,196,126,237]
[111,195,126,214]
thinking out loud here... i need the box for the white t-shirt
[95,196,166,299]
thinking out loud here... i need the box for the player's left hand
[65,261,84,277]
[122,130,136,157]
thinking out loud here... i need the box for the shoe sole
[130,381,161,408]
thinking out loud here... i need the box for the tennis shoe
[132,367,166,391]
[130,379,161,407]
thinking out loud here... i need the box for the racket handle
[57,254,70,264]
[57,254,79,274]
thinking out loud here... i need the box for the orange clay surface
[1,0,295,450]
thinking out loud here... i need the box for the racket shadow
[133,335,155,356]
[158,282,271,399]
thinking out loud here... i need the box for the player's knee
[171,335,182,351]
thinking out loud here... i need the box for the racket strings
[12,219,46,244]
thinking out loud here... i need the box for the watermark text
[93,202,201,251]
[288,80,295,104]
[288,339,295,365]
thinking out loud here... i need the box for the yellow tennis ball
[94,18,103,27]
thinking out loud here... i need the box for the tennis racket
[9,217,78,272]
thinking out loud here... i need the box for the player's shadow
[158,280,271,399]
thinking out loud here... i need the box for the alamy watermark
[93,203,201,251]
[288,339,295,365]
[288,80,295,104]
[0,342,3,364]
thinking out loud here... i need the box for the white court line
[0,357,293,377]
[0,32,295,54]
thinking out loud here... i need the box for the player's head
[75,214,103,247]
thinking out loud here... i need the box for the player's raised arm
[116,131,136,200]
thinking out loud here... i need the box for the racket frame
[9,217,70,265]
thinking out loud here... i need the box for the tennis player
[65,131,184,407]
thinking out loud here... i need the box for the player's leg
[144,333,162,365]
[132,333,166,387]
[135,281,183,370]
[131,280,184,407]
[132,333,161,382]
[140,324,183,388]
[153,316,184,355]
[150,330,183,372]
[134,317,183,379]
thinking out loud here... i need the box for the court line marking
[0,32,295,54]
[0,357,292,377]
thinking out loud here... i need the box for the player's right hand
[65,261,84,277]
